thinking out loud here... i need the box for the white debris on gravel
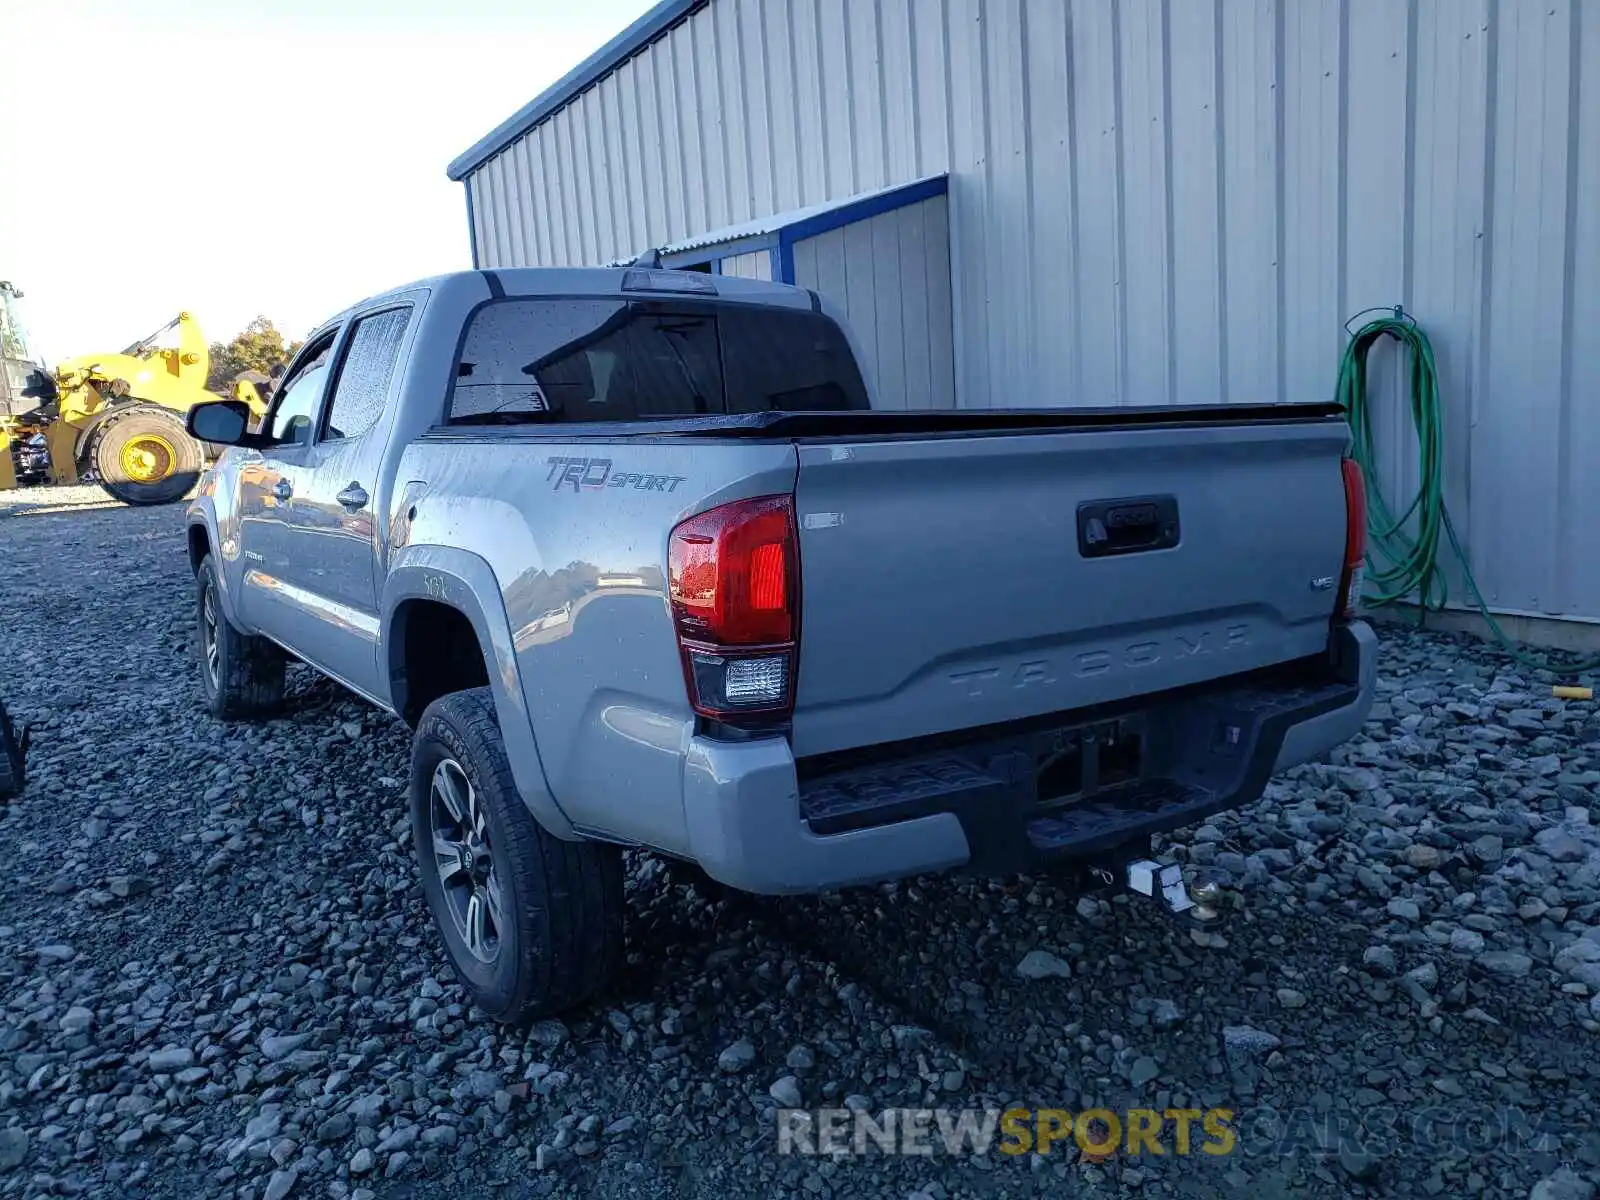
[1,490,1599,1199]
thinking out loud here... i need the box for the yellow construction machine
[1,282,270,506]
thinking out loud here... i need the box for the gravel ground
[2,485,1599,1200]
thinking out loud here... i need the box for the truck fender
[382,546,575,839]
[184,505,244,628]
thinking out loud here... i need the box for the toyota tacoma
[184,265,1376,1022]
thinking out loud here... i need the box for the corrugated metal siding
[718,250,772,280]
[465,0,1600,622]
[791,195,956,410]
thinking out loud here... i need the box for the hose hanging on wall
[1336,307,1600,677]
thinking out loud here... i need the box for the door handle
[336,482,369,510]
[273,479,293,502]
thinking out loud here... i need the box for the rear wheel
[412,688,624,1023]
[91,408,204,506]
[195,555,285,719]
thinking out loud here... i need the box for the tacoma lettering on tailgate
[948,626,1251,696]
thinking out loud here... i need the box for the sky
[0,0,656,364]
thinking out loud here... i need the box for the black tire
[411,688,624,1023]
[90,407,204,506]
[195,555,285,719]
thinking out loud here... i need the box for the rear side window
[449,298,869,424]
[718,307,870,413]
[323,308,409,441]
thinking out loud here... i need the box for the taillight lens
[1338,458,1367,618]
[669,495,798,719]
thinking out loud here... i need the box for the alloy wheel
[429,758,505,963]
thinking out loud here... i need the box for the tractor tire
[90,407,204,506]
[411,688,625,1024]
[196,555,286,720]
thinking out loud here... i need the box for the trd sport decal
[545,456,686,495]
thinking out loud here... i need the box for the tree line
[206,317,303,393]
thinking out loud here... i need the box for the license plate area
[1034,716,1145,806]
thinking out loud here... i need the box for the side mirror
[187,399,259,446]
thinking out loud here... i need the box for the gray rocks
[1477,950,1533,977]
[260,1032,313,1062]
[316,1114,353,1143]
[263,1168,298,1200]
[528,1019,568,1048]
[2,499,1598,1200]
[1222,1026,1280,1055]
[1129,1056,1160,1087]
[1405,843,1442,871]
[769,1075,803,1107]
[1386,897,1421,922]
[147,1046,195,1072]
[1015,949,1073,980]
[58,1006,93,1035]
[1146,998,1184,1030]
[1554,937,1600,988]
[1536,825,1592,863]
[1339,1144,1381,1183]
[1405,961,1439,990]
[375,1124,419,1154]
[1362,945,1398,976]
[1531,1168,1596,1200]
[1449,927,1486,954]
[717,1038,756,1073]
[421,1125,459,1148]
[0,1127,27,1172]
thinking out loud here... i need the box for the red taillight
[669,495,798,719]
[1338,458,1367,618]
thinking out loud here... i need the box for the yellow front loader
[1,289,269,506]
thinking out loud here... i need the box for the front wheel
[91,408,204,506]
[195,555,285,719]
[411,688,624,1023]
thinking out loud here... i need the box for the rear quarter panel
[396,434,797,854]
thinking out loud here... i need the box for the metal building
[449,0,1600,630]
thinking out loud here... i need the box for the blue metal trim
[660,231,778,271]
[463,183,480,269]
[447,0,703,181]
[708,258,722,276]
[780,175,948,246]
[768,248,784,283]
[776,237,796,285]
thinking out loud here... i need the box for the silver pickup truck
[184,265,1376,1023]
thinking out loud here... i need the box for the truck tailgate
[790,415,1351,758]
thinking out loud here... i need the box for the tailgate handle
[1077,495,1180,558]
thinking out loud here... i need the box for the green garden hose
[1336,307,1600,676]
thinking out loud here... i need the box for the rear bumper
[682,621,1377,895]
